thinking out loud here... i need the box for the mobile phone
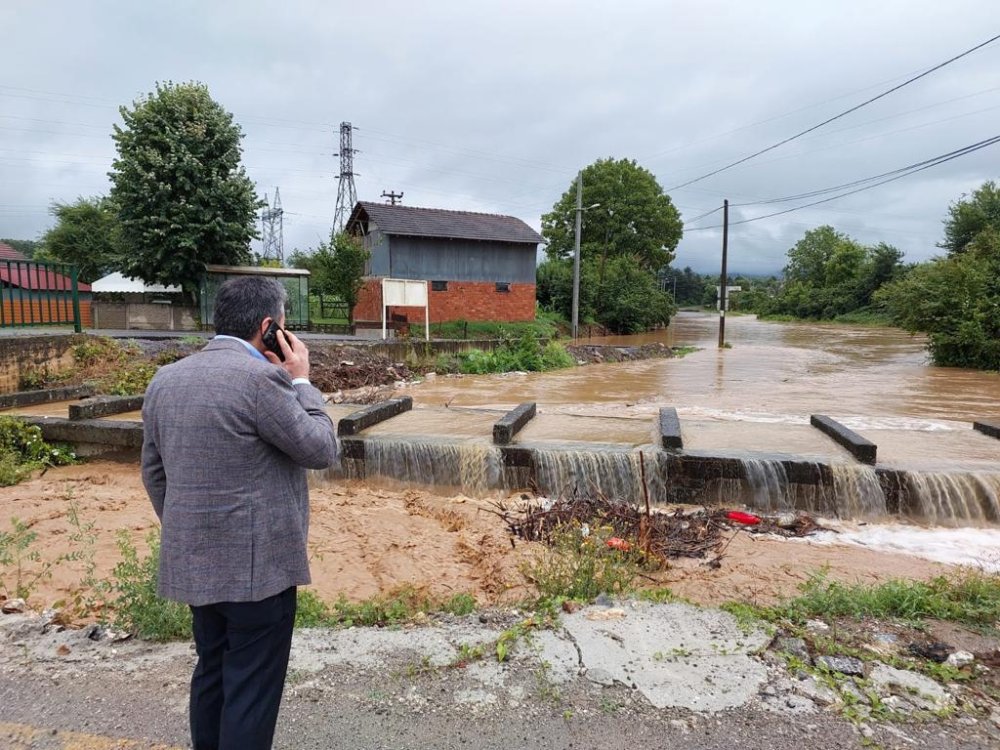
[261,320,287,361]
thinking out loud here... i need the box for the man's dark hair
[213,276,287,340]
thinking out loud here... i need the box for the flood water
[407,312,1000,429]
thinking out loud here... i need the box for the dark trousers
[189,586,297,750]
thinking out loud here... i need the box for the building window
[431,280,448,292]
[495,282,510,293]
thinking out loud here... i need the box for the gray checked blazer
[141,338,339,606]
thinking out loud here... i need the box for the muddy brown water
[407,312,1000,427]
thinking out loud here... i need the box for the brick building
[345,202,543,329]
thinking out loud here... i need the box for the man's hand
[264,329,310,380]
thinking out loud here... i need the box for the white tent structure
[91,272,182,294]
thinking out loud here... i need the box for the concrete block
[659,407,682,450]
[492,402,536,445]
[973,420,1000,440]
[337,396,412,436]
[810,415,877,464]
[69,395,144,421]
[0,385,94,410]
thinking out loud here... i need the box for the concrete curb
[0,385,94,410]
[492,402,536,445]
[810,414,877,464]
[337,396,412,436]
[69,395,144,421]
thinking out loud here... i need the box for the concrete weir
[3,387,998,524]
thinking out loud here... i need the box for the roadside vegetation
[435,329,575,375]
[18,336,188,396]
[0,416,76,486]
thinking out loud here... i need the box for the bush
[0,416,76,486]
[455,331,575,374]
[108,530,192,641]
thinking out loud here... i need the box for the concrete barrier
[337,396,413,436]
[493,402,536,445]
[69,395,144,421]
[21,416,143,450]
[0,385,95,410]
[973,420,1000,440]
[659,407,683,450]
[810,414,877,465]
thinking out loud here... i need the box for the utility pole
[333,122,359,233]
[718,199,729,348]
[571,172,583,340]
[381,190,404,206]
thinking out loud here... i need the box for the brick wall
[354,279,536,325]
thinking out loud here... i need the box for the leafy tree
[539,158,682,333]
[308,233,370,326]
[541,158,683,273]
[761,226,905,319]
[941,181,1000,255]
[877,230,1000,369]
[109,82,260,297]
[37,197,122,282]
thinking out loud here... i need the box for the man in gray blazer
[141,276,339,750]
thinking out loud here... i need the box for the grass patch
[427,310,565,341]
[770,570,1000,627]
[294,587,479,629]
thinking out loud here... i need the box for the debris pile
[310,347,413,392]
[493,494,828,564]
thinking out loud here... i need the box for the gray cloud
[1,0,998,274]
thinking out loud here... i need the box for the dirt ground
[0,458,961,617]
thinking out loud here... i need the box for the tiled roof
[347,202,543,244]
[0,243,92,292]
[0,243,27,261]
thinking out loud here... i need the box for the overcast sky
[1,1,998,274]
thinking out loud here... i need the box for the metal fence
[0,259,84,332]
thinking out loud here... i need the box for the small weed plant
[108,530,192,641]
[0,517,62,600]
[523,522,646,603]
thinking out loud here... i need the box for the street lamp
[571,171,601,340]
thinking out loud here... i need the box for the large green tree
[37,197,121,282]
[941,181,1000,255]
[538,158,680,333]
[109,82,260,296]
[878,180,1000,369]
[761,226,905,319]
[542,158,683,272]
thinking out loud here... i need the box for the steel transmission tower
[333,122,359,232]
[260,187,284,264]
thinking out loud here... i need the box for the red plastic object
[726,511,761,526]
[605,537,632,551]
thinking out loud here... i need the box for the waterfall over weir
[330,433,1000,526]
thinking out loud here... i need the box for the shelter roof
[91,272,182,294]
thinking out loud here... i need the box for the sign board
[383,279,428,307]
[381,278,429,341]
[715,285,742,312]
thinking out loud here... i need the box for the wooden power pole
[718,199,729,348]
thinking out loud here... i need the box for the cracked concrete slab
[549,600,771,712]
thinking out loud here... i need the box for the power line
[667,32,1000,191]
[685,133,1000,231]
